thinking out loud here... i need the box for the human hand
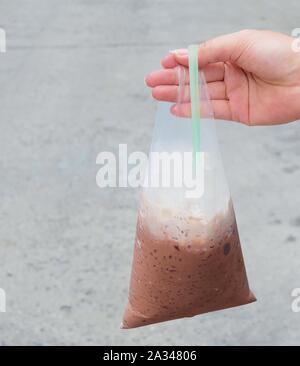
[145,30,300,125]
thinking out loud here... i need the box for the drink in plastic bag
[122,46,255,329]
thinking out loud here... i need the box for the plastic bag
[122,45,255,329]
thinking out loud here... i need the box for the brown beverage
[122,196,255,328]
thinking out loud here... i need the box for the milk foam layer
[139,192,235,245]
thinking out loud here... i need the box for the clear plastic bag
[122,46,255,329]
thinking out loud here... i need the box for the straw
[188,45,201,167]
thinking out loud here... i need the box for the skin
[145,30,300,126]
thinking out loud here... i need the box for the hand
[145,30,300,126]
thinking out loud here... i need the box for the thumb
[171,30,250,68]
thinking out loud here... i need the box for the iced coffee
[122,196,255,329]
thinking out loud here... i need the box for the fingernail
[170,48,188,55]
[144,75,151,86]
[170,104,179,114]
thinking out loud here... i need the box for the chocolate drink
[122,196,255,329]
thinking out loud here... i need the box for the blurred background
[0,0,300,345]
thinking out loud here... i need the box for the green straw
[188,45,200,168]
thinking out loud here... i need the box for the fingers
[171,100,232,121]
[145,68,181,87]
[145,63,225,87]
[165,30,251,68]
[152,82,227,102]
[160,53,178,68]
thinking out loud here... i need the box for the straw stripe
[188,45,200,166]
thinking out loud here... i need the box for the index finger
[145,63,225,87]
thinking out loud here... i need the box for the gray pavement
[0,0,300,345]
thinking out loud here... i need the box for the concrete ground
[0,0,300,345]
